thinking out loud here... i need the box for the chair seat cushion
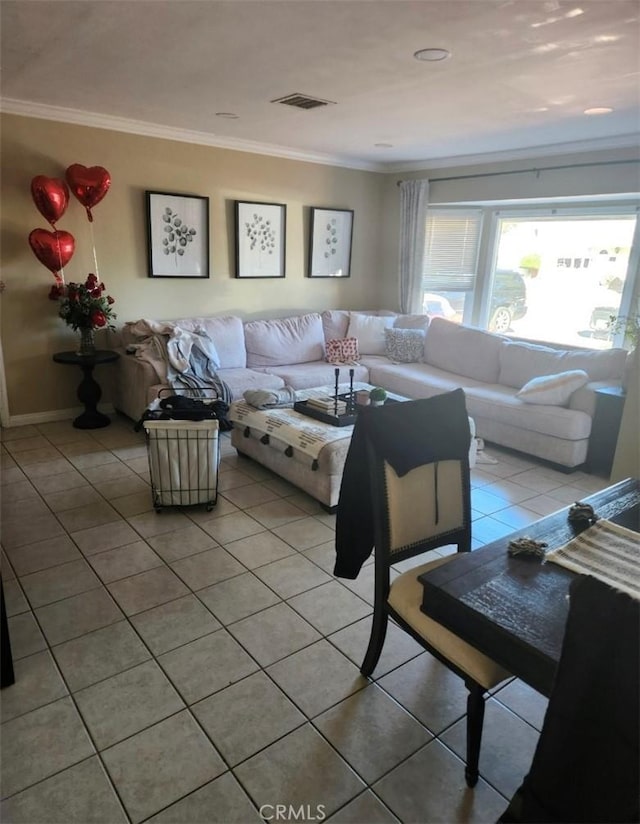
[388,556,511,690]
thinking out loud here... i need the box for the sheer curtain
[398,179,429,314]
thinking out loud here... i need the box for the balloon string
[55,234,65,287]
[90,222,100,278]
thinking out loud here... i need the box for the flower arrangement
[48,273,116,331]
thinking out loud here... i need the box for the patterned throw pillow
[325,337,360,364]
[516,370,589,405]
[384,328,426,363]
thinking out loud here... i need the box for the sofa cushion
[264,362,369,390]
[174,316,247,369]
[558,347,628,382]
[464,384,592,441]
[365,359,484,399]
[517,370,589,406]
[244,313,325,368]
[218,368,285,401]
[499,340,628,389]
[321,309,395,343]
[321,310,351,342]
[347,314,395,355]
[424,318,504,383]
[393,313,430,333]
[498,341,563,388]
[384,328,426,363]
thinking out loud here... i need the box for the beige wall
[0,114,387,418]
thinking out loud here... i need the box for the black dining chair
[337,389,511,787]
[499,574,639,823]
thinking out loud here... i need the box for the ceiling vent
[271,93,335,110]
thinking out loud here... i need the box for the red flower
[49,272,116,331]
[91,310,107,327]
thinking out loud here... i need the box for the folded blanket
[243,387,297,409]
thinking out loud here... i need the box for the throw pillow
[517,370,589,406]
[384,327,426,363]
[325,337,360,364]
[347,313,394,355]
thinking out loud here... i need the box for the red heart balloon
[65,164,111,222]
[30,176,70,227]
[28,228,75,282]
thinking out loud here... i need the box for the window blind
[422,209,483,292]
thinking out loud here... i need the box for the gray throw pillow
[384,327,426,363]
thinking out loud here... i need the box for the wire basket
[143,419,219,511]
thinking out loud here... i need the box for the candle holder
[348,368,355,412]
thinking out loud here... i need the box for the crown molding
[0,98,383,173]
[2,97,638,175]
[384,134,640,173]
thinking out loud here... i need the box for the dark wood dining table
[418,477,640,697]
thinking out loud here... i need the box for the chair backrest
[370,453,471,561]
[364,390,472,574]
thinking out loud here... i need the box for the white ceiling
[1,0,639,170]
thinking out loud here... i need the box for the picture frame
[308,207,354,278]
[235,201,286,278]
[145,191,209,278]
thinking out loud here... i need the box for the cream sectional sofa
[108,310,628,469]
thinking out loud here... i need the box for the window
[420,209,482,322]
[484,212,637,348]
[420,202,639,349]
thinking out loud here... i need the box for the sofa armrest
[112,349,161,422]
[569,380,622,418]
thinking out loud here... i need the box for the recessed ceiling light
[565,7,584,17]
[584,106,614,115]
[215,112,239,119]
[413,48,451,62]
[374,143,394,148]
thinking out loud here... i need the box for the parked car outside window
[488,269,528,333]
[422,293,458,320]
[421,270,527,332]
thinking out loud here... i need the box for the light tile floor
[0,417,608,823]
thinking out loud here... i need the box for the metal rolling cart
[142,391,222,511]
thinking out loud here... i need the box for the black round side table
[52,350,120,429]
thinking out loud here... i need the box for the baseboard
[4,404,115,428]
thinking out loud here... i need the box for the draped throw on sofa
[398,179,429,314]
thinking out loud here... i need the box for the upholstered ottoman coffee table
[229,384,477,511]
[229,383,376,511]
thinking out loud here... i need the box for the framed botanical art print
[235,200,286,278]
[146,191,209,278]
[308,207,353,278]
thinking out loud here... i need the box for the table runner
[546,518,640,600]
